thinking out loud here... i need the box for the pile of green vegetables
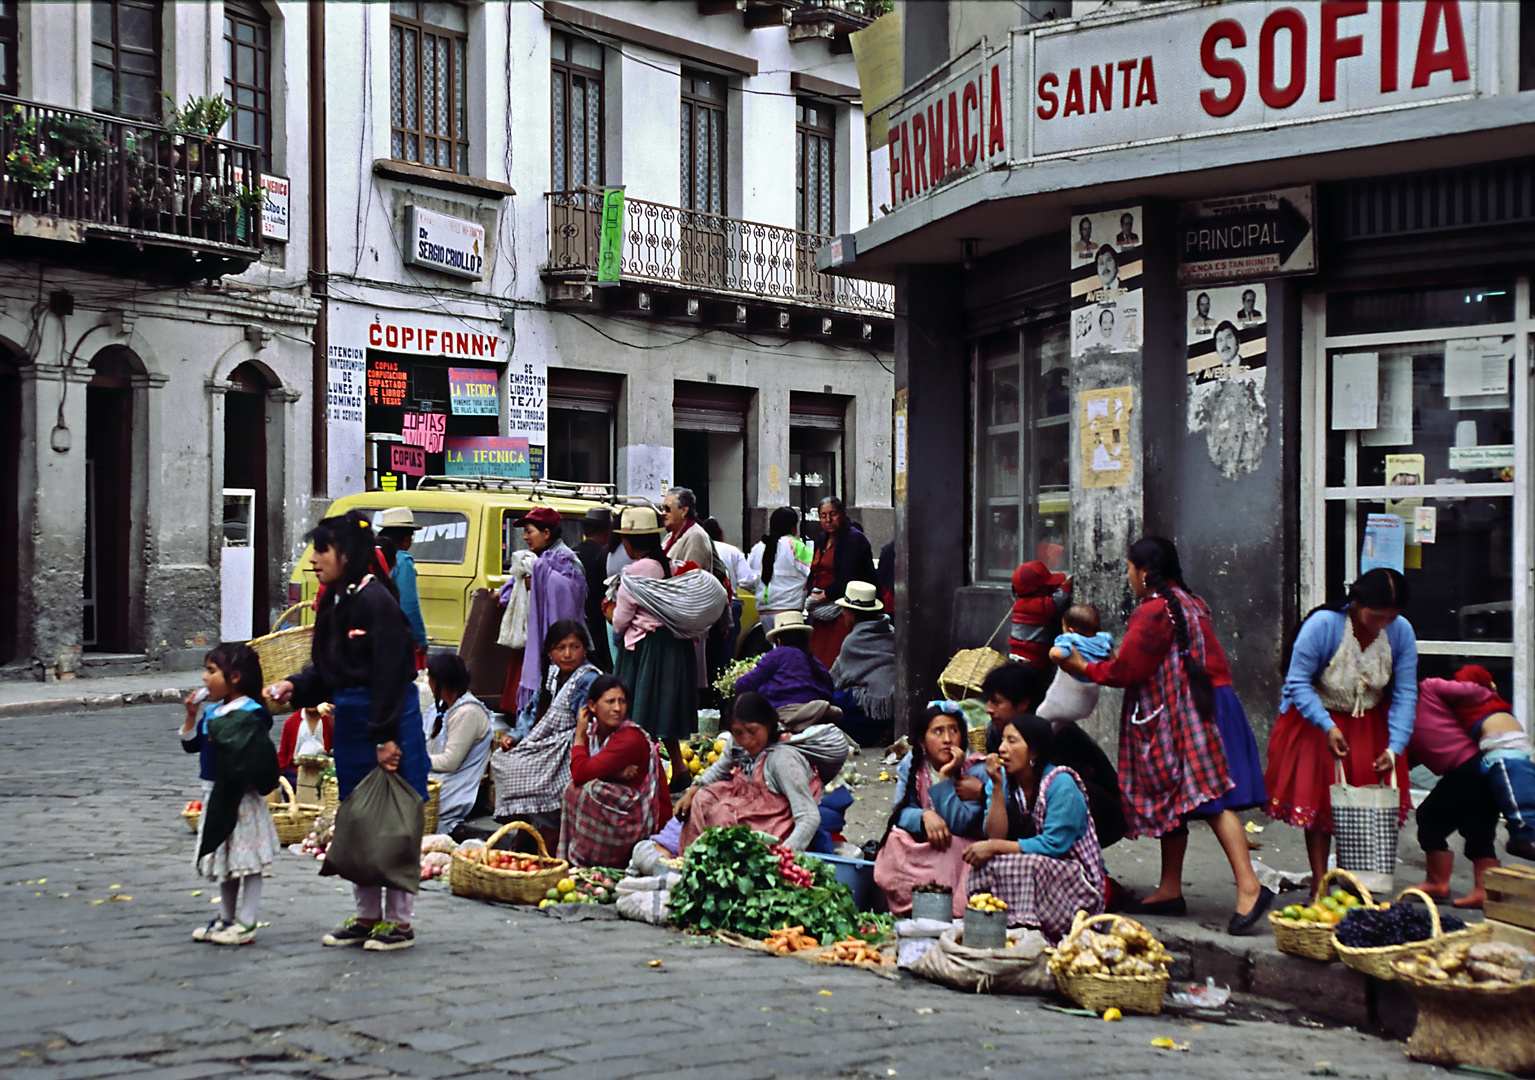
[668,826,889,942]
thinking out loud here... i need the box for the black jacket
[573,537,613,672]
[288,577,415,745]
[815,526,877,602]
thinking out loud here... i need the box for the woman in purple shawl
[500,508,588,713]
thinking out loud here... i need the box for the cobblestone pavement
[0,706,1437,1080]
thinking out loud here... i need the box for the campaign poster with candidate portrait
[1186,283,1270,479]
[1070,206,1142,358]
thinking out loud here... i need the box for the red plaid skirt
[558,779,657,869]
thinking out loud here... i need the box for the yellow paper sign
[893,388,909,502]
[850,9,904,150]
[1079,386,1134,489]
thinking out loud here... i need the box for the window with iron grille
[551,31,603,191]
[390,1,469,175]
[680,70,726,215]
[797,99,834,236]
[92,0,162,120]
[0,3,18,97]
[223,1,271,172]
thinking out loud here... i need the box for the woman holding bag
[266,510,429,953]
[1265,568,1417,894]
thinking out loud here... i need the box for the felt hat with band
[614,505,666,535]
[765,610,813,641]
[834,581,882,612]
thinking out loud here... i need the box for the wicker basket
[1269,868,1377,963]
[449,820,569,904]
[1052,912,1170,1016]
[249,603,314,689]
[1334,887,1491,980]
[321,774,439,832]
[938,647,1008,702]
[268,776,324,847]
[1393,949,1535,1073]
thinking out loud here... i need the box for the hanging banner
[445,436,531,479]
[598,188,625,286]
[448,367,498,416]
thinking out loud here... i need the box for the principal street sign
[1177,185,1316,285]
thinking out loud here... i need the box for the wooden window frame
[796,97,835,237]
[0,2,18,97]
[390,2,470,176]
[680,70,727,216]
[551,31,604,192]
[91,0,163,120]
[223,1,272,173]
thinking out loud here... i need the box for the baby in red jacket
[1007,560,1070,669]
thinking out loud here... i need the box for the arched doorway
[224,363,271,637]
[0,348,20,664]
[85,347,140,652]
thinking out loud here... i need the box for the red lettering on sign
[1089,63,1112,113]
[1035,74,1058,120]
[1319,1,1367,102]
[1412,0,1469,88]
[927,103,945,184]
[1201,19,1247,116]
[962,80,979,162]
[1380,0,1399,91]
[898,121,913,199]
[1063,67,1085,117]
[369,323,382,347]
[1136,55,1158,104]
[423,328,437,353]
[1117,59,1137,108]
[946,91,962,172]
[912,112,929,192]
[486,335,499,358]
[385,325,400,349]
[888,124,901,206]
[471,335,485,357]
[988,64,1005,155]
[1259,8,1307,109]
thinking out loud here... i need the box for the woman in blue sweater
[962,714,1106,943]
[1265,568,1417,893]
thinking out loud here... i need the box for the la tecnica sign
[448,367,498,416]
[1178,185,1316,284]
[445,436,530,479]
[887,41,1007,209]
[405,206,485,280]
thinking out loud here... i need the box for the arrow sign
[1177,184,1317,286]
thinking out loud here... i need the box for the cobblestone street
[0,706,1437,1080]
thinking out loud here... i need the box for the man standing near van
[380,507,429,669]
[574,507,613,672]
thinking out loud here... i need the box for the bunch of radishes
[769,843,814,888]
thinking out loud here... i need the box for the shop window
[1308,277,1532,708]
[972,320,1070,584]
[223,1,272,173]
[390,1,469,175]
[547,367,619,484]
[0,2,18,97]
[92,0,162,120]
[365,353,499,486]
[552,31,603,191]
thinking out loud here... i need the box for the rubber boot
[1414,849,1454,900]
[1453,857,1501,909]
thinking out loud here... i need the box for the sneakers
[321,918,374,947]
[192,918,233,943]
[208,921,257,946]
[362,922,415,951]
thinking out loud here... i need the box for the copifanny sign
[405,206,485,280]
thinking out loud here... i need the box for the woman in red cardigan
[557,675,672,868]
[1054,537,1271,935]
[277,705,333,786]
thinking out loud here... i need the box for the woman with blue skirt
[268,509,429,952]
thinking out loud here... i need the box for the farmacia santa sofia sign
[882,1,1483,212]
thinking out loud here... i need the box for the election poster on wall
[1070,206,1142,358]
[1186,283,1269,479]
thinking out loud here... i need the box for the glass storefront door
[1303,278,1533,720]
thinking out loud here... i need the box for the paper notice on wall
[1361,513,1406,574]
[621,444,673,501]
[1079,385,1134,489]
[1384,453,1424,518]
[893,388,908,501]
[1331,352,1379,430]
[1444,337,1512,399]
[1362,354,1413,447]
[1413,505,1438,545]
[507,359,547,442]
[1070,207,1143,359]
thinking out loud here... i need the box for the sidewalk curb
[0,686,196,718]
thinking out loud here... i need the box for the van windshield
[368,509,469,564]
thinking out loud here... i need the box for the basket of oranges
[449,820,569,905]
[1268,868,1375,962]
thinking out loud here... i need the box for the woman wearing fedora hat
[828,582,896,746]
[611,506,698,792]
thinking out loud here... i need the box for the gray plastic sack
[320,767,425,894]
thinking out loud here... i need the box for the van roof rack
[414,475,630,502]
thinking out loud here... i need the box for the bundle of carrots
[764,925,819,954]
[828,938,891,966]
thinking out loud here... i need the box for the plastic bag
[615,888,671,926]
[1168,977,1230,1009]
[908,926,1055,994]
[421,834,456,854]
[320,767,425,894]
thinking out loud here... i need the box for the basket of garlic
[1048,911,1173,1015]
[1392,939,1535,1074]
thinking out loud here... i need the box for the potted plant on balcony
[167,94,232,171]
[4,106,65,196]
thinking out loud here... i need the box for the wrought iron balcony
[0,96,262,275]
[545,190,893,317]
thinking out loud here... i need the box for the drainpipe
[308,0,328,494]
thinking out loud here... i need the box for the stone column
[25,361,90,678]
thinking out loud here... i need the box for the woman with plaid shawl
[558,674,672,868]
[961,714,1105,944]
[1054,537,1273,936]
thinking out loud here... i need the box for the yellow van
[285,477,618,648]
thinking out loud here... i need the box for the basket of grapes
[1333,886,1489,980]
[1269,868,1375,962]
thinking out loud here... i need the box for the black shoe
[1508,837,1535,862]
[1228,886,1275,936]
[1123,895,1187,917]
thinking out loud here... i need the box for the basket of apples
[449,821,569,904]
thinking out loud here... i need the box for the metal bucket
[963,907,1009,950]
[911,890,955,923]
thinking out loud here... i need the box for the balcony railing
[546,190,893,316]
[0,96,261,259]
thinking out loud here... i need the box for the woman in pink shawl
[501,507,589,714]
[873,703,989,919]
